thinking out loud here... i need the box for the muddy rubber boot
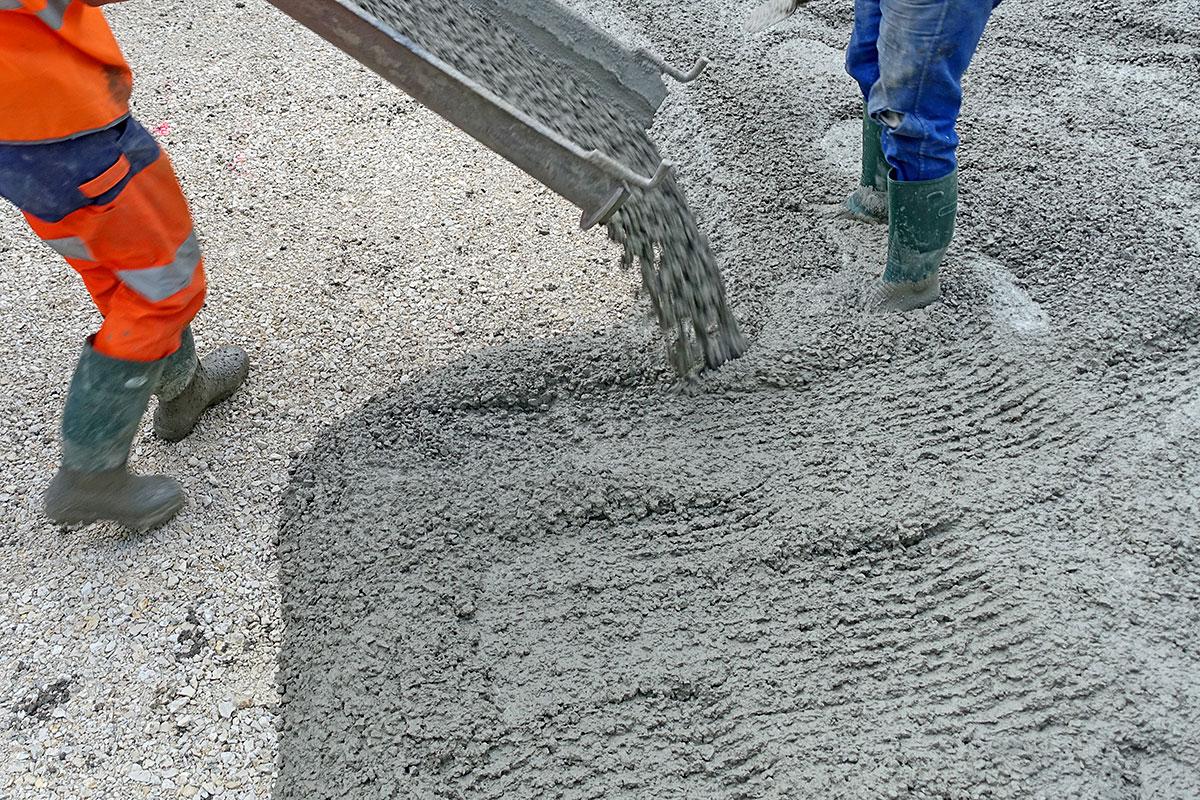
[843,111,889,224]
[44,343,185,531]
[153,327,249,443]
[864,170,958,312]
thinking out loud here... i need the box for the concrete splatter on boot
[842,110,889,224]
[153,327,249,443]
[864,170,957,312]
[44,342,185,530]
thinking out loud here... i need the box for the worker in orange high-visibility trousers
[0,0,249,530]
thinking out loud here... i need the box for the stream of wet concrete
[355,0,745,373]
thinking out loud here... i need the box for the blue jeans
[846,0,997,181]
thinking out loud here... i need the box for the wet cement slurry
[276,1,1200,798]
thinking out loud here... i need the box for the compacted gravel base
[1,2,630,797]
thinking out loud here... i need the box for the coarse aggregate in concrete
[1,0,1199,799]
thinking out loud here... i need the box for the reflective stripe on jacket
[0,0,133,143]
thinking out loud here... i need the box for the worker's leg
[869,0,992,182]
[0,118,247,528]
[843,0,889,222]
[0,118,204,356]
[845,0,882,97]
[153,326,249,443]
[24,151,209,360]
[18,127,250,436]
[863,0,994,311]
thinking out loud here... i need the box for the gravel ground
[0,1,634,797]
[3,0,1200,799]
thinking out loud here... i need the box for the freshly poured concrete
[269,0,1200,797]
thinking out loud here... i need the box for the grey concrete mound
[276,0,1200,797]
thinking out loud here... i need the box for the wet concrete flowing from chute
[355,0,745,372]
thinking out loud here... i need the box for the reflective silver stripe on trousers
[117,232,202,303]
[0,0,24,11]
[36,0,70,28]
[45,236,95,262]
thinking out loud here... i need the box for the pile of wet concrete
[275,0,1200,797]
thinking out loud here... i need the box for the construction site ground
[2,0,1198,798]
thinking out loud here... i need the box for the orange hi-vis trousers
[0,117,206,362]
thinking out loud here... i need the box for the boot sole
[862,277,941,312]
[840,207,888,224]
[841,188,889,224]
[48,495,185,532]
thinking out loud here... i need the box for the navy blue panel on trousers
[0,116,161,223]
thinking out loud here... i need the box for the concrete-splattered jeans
[846,0,998,181]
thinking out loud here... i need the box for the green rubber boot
[153,327,249,443]
[44,342,185,530]
[864,170,958,312]
[843,110,889,224]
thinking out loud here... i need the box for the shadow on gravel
[274,303,1200,798]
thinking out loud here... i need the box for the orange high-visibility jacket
[0,0,133,143]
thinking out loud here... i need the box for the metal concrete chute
[263,0,707,229]
[473,0,705,124]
